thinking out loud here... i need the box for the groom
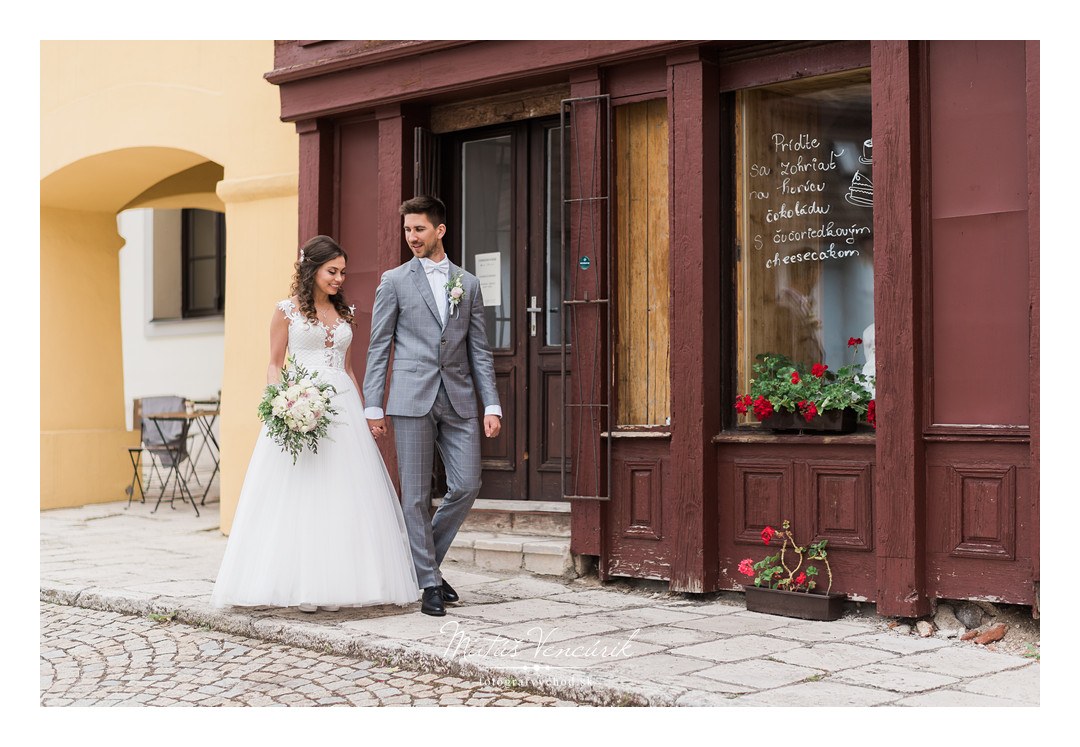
[363,195,502,616]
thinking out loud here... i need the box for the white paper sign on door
[474,252,502,307]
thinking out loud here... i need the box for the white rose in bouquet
[271,394,289,416]
[257,356,339,464]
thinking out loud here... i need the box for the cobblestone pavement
[40,603,580,707]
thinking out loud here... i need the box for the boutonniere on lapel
[445,271,466,318]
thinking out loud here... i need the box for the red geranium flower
[761,525,776,545]
[791,371,801,384]
[811,363,828,378]
[794,571,807,585]
[797,400,818,422]
[752,396,775,420]
[848,337,862,347]
[867,399,876,429]
[737,558,755,577]
[734,394,753,414]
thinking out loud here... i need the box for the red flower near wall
[752,396,775,420]
[811,363,828,378]
[734,519,834,595]
[734,394,753,414]
[848,337,863,347]
[797,400,818,422]
[791,371,801,384]
[867,399,876,429]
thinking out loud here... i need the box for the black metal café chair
[126,398,162,507]
[125,395,198,516]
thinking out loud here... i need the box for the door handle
[526,295,542,337]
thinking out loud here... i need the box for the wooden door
[446,120,566,500]
[526,120,568,501]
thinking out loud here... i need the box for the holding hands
[367,415,500,439]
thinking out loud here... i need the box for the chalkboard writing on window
[735,71,875,417]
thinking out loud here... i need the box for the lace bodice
[277,299,354,371]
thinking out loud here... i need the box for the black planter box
[802,408,859,433]
[757,410,801,432]
[759,408,858,434]
[743,584,847,621]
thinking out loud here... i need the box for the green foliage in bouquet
[257,356,338,464]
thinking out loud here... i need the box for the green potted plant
[734,337,876,433]
[736,520,847,621]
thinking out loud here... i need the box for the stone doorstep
[434,499,571,538]
[446,531,574,578]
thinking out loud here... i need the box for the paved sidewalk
[40,501,1039,707]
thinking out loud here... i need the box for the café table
[146,409,219,517]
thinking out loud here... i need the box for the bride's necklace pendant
[316,305,336,326]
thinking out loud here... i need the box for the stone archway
[40,147,224,509]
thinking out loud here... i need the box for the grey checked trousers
[391,383,482,589]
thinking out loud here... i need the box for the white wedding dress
[210,299,420,609]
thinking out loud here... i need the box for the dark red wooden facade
[269,40,1039,616]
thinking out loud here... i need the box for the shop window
[614,99,670,426]
[735,71,874,423]
[181,208,226,318]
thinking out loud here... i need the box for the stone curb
[40,584,701,707]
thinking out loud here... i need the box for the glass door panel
[460,135,513,350]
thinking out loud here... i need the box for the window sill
[145,316,225,338]
[712,428,875,445]
[602,429,672,440]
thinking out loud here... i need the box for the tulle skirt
[210,367,420,608]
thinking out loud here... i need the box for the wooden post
[376,104,422,269]
[567,67,607,564]
[667,49,721,593]
[370,104,425,478]
[296,118,335,243]
[871,41,930,617]
[1026,40,1040,616]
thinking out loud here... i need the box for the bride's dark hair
[290,235,355,325]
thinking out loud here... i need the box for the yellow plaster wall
[216,185,299,535]
[40,208,137,508]
[41,41,298,518]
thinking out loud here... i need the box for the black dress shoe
[440,579,460,605]
[421,586,445,616]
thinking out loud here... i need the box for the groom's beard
[409,237,444,260]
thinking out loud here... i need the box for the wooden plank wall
[615,99,671,426]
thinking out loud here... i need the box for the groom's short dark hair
[400,195,446,228]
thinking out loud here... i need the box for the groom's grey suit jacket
[363,257,500,419]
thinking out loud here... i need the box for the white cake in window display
[859,323,876,398]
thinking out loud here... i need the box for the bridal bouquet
[257,356,338,464]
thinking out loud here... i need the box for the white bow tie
[420,258,449,275]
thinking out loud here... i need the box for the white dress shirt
[365,256,502,420]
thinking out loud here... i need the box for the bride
[211,235,420,612]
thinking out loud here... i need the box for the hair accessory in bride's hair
[299,248,305,263]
